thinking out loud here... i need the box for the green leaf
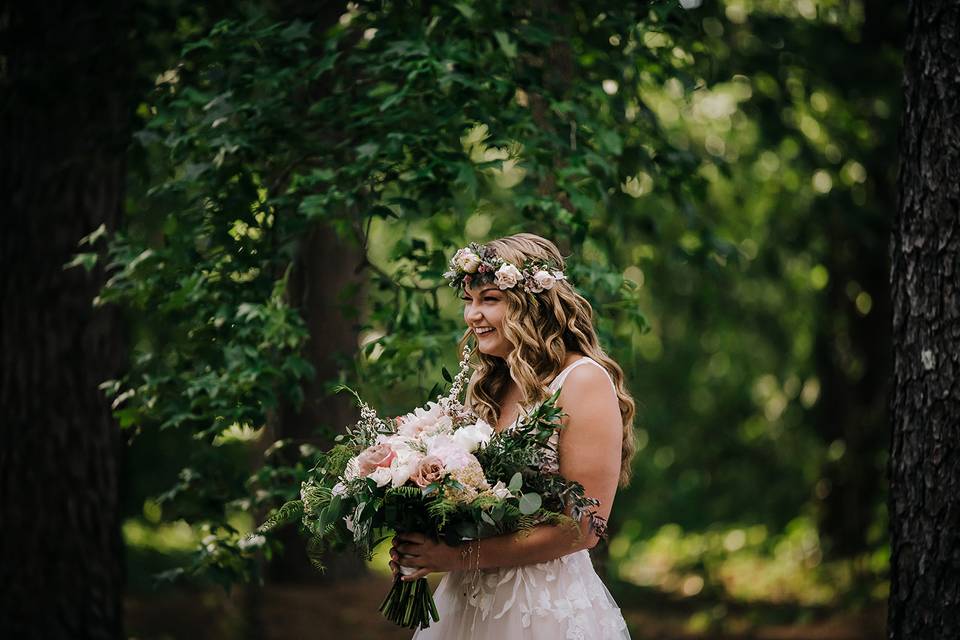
[63,252,98,273]
[493,31,517,59]
[508,472,523,493]
[453,3,476,19]
[519,492,542,515]
[597,129,623,156]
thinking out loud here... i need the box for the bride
[389,232,635,639]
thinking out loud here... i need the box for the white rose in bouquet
[369,466,393,487]
[452,419,494,453]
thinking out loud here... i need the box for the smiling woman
[390,232,636,639]
[462,286,511,359]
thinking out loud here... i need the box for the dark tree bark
[267,223,367,583]
[0,2,131,639]
[888,0,960,637]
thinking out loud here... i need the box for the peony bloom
[397,401,446,437]
[355,443,396,477]
[452,419,494,453]
[411,455,445,488]
[424,434,477,471]
[495,263,522,289]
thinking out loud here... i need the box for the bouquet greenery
[254,346,607,629]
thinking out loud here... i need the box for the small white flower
[332,481,348,496]
[238,534,266,551]
[495,263,522,289]
[679,0,702,8]
[490,480,513,500]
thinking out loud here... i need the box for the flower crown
[442,242,568,293]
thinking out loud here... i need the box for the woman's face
[462,284,512,358]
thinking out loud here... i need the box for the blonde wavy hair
[458,233,637,487]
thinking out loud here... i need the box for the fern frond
[426,498,457,529]
[306,533,327,573]
[385,485,422,500]
[300,483,332,517]
[256,500,304,534]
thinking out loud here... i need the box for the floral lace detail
[446,550,628,639]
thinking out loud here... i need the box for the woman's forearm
[467,519,598,571]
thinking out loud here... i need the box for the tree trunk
[888,0,960,637]
[267,223,368,583]
[0,2,130,639]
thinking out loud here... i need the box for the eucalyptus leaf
[519,493,542,515]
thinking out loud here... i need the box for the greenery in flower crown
[442,242,568,294]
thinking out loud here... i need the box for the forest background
[3,0,908,638]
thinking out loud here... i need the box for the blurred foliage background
[101,0,902,637]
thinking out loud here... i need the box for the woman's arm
[392,363,623,578]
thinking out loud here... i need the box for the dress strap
[548,357,616,394]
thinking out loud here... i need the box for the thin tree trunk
[888,0,960,637]
[0,2,130,638]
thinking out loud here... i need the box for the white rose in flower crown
[495,263,522,289]
[453,248,482,273]
[452,419,494,453]
[532,270,558,291]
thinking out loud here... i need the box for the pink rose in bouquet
[411,455,445,488]
[356,443,397,477]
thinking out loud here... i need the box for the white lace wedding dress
[412,357,631,639]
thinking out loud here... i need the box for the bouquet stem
[378,576,439,629]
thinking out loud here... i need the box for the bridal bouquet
[253,346,607,629]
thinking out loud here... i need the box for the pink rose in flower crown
[411,455,445,488]
[453,248,482,273]
[494,263,522,289]
[355,443,397,477]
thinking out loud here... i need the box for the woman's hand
[389,532,463,581]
